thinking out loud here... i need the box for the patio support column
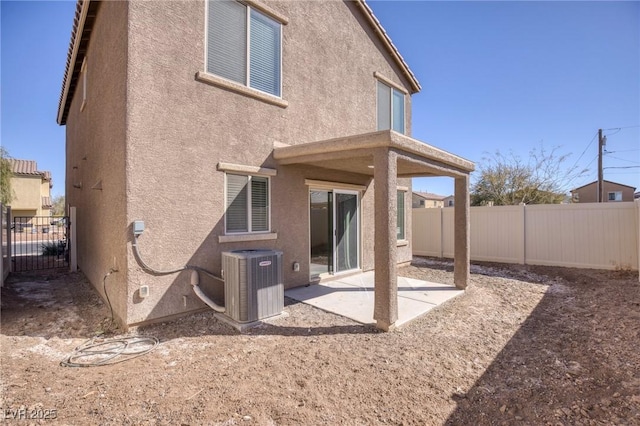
[454,175,470,289]
[373,148,398,331]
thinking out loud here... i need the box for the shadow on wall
[134,163,373,331]
[444,268,640,425]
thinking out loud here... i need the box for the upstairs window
[226,173,270,233]
[377,81,405,133]
[207,1,282,97]
[608,191,622,202]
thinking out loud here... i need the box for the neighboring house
[443,195,455,207]
[56,0,474,331]
[412,191,445,208]
[571,180,636,203]
[8,159,53,219]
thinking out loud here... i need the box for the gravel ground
[1,258,639,425]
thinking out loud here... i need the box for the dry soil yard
[1,258,639,425]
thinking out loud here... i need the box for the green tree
[0,147,13,205]
[51,195,66,216]
[471,145,585,206]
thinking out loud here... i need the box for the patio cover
[273,130,475,331]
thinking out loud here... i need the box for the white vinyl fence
[413,201,640,271]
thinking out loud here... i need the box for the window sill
[196,71,288,109]
[219,232,278,243]
[397,239,409,247]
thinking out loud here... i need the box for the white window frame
[608,191,622,202]
[397,189,406,240]
[377,80,405,134]
[204,0,283,98]
[224,173,271,234]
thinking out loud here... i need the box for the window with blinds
[377,81,405,134]
[207,1,281,97]
[226,173,270,233]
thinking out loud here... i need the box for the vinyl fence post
[521,203,526,265]
[70,206,77,272]
[439,206,444,259]
[636,200,640,282]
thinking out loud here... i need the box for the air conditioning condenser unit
[222,249,283,323]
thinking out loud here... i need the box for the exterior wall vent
[222,249,284,323]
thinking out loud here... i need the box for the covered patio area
[285,270,464,327]
[273,129,474,331]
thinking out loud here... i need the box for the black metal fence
[11,216,69,271]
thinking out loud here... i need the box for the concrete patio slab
[285,271,464,328]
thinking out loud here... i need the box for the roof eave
[355,0,422,94]
[57,0,91,125]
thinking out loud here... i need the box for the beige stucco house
[571,180,636,203]
[8,159,53,219]
[412,191,445,208]
[57,0,474,331]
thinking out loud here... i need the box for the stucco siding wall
[65,1,130,325]
[575,182,636,203]
[123,0,415,324]
[10,177,42,211]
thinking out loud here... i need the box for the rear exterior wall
[122,0,414,324]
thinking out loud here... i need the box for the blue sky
[1,1,639,199]
[368,0,639,195]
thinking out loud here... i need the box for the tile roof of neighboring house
[571,180,636,192]
[56,0,421,125]
[413,191,446,201]
[10,159,39,175]
[42,196,52,208]
[9,159,52,181]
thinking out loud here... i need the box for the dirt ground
[1,258,639,425]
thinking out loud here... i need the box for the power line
[569,131,598,171]
[584,154,599,169]
[605,155,640,165]
[603,166,640,170]
[605,149,640,153]
[606,172,640,175]
[603,125,640,131]
[564,133,599,188]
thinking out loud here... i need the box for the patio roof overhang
[273,130,474,178]
[273,130,474,332]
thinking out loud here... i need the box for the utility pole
[597,129,608,202]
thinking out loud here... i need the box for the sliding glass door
[310,189,359,279]
[335,191,359,273]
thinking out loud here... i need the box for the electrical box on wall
[139,285,149,298]
[133,220,145,236]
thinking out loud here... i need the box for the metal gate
[11,216,69,271]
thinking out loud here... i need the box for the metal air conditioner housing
[222,249,284,323]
